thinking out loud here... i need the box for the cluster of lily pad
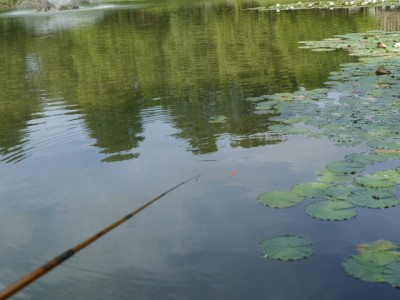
[255,31,400,285]
[247,0,398,12]
[343,240,400,287]
[258,152,400,220]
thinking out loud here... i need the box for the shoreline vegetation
[246,0,400,11]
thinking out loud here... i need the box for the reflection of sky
[1,4,142,34]
[0,89,395,299]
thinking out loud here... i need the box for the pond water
[1,0,400,299]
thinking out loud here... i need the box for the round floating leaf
[255,101,276,110]
[356,240,399,253]
[257,191,304,208]
[326,161,365,175]
[383,262,400,288]
[268,93,294,102]
[305,199,357,221]
[291,182,329,197]
[343,255,386,283]
[356,170,399,188]
[324,184,359,200]
[258,235,314,261]
[360,251,400,266]
[317,169,355,184]
[345,152,386,165]
[367,140,400,150]
[344,240,400,285]
[375,148,400,159]
[347,188,400,208]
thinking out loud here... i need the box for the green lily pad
[346,188,400,209]
[291,182,329,197]
[356,170,400,188]
[258,235,314,261]
[343,255,387,283]
[326,161,365,175]
[345,152,386,165]
[257,191,304,208]
[317,169,355,183]
[356,240,399,253]
[343,240,400,286]
[255,101,276,110]
[383,262,400,287]
[305,199,357,221]
[375,148,400,159]
[324,184,359,200]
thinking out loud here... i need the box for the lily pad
[317,169,355,183]
[356,170,400,189]
[356,240,399,253]
[343,255,387,283]
[324,184,358,200]
[291,182,329,197]
[257,191,304,208]
[346,188,399,209]
[255,101,276,110]
[258,235,314,261]
[383,262,400,288]
[305,199,357,221]
[326,161,365,175]
[345,152,386,165]
[375,148,400,159]
[343,240,400,286]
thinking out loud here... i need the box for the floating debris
[375,66,391,75]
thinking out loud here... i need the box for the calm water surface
[1,1,400,299]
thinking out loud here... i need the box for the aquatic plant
[246,0,400,11]
[305,199,357,221]
[258,235,314,261]
[343,240,400,287]
[257,190,304,208]
[255,30,400,289]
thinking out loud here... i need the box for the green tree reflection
[0,2,378,162]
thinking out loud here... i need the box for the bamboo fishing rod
[0,174,200,300]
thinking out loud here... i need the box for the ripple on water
[1,96,86,164]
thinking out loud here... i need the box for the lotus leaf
[291,182,329,197]
[317,169,355,183]
[305,199,357,221]
[343,255,387,283]
[360,251,400,266]
[345,152,386,165]
[367,140,400,150]
[383,262,400,288]
[375,148,400,159]
[255,102,276,110]
[356,240,399,253]
[269,93,294,102]
[343,240,400,286]
[257,191,304,208]
[355,170,400,188]
[346,188,399,209]
[326,161,365,175]
[258,235,314,261]
[324,184,358,200]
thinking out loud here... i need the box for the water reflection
[0,2,374,163]
[0,4,397,298]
